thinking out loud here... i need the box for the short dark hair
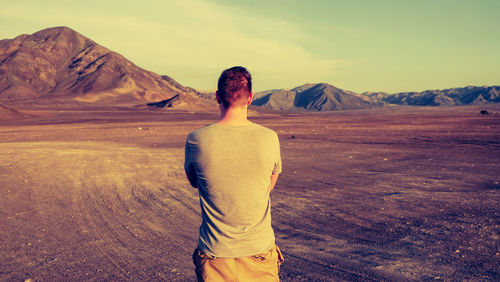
[217,66,252,108]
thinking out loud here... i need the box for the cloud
[149,0,341,89]
[0,0,342,90]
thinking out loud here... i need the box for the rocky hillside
[252,83,377,111]
[146,93,217,111]
[0,104,31,119]
[0,26,206,106]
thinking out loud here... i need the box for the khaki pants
[193,245,284,282]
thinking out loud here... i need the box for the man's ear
[247,92,253,105]
[215,91,221,104]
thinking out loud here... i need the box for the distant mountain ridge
[254,84,500,111]
[0,26,208,107]
[364,86,500,106]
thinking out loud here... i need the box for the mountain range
[253,85,500,111]
[363,87,500,107]
[0,26,498,113]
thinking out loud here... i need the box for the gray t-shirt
[184,122,282,258]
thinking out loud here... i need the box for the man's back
[186,66,283,281]
[185,122,281,257]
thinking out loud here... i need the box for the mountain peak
[20,26,94,57]
[0,27,202,106]
[253,82,376,111]
[32,26,81,37]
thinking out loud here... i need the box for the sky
[0,0,499,93]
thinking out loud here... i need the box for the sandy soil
[1,105,499,281]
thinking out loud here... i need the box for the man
[184,66,284,281]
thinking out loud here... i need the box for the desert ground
[1,105,499,281]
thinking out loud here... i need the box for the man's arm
[184,133,198,188]
[269,173,280,192]
[185,164,198,188]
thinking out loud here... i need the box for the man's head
[216,66,252,108]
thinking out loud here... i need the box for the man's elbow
[188,178,197,188]
[269,173,280,192]
[185,170,198,188]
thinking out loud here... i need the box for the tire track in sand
[77,177,199,280]
[78,181,140,279]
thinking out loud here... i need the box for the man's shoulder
[252,123,279,137]
[187,123,278,140]
[187,124,215,138]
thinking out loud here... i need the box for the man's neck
[217,105,252,126]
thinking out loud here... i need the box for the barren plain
[1,105,499,281]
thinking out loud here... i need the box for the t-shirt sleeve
[272,133,282,174]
